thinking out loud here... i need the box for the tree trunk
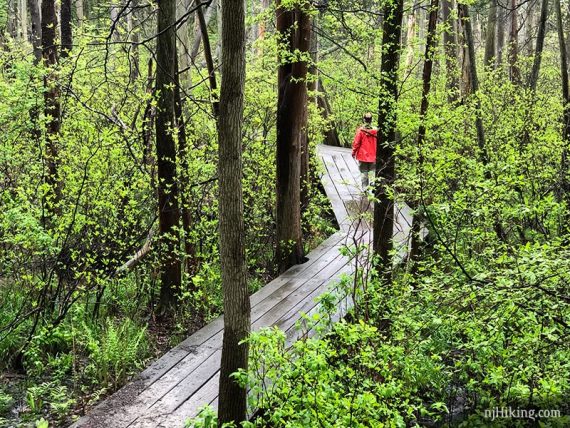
[555,0,570,212]
[275,0,310,273]
[497,0,505,66]
[442,0,458,98]
[509,0,521,83]
[28,0,42,63]
[461,4,487,164]
[410,0,439,268]
[528,0,549,90]
[373,0,404,278]
[197,0,219,116]
[458,4,472,97]
[76,0,84,23]
[189,0,217,67]
[20,0,27,40]
[42,0,62,215]
[484,0,497,67]
[404,1,417,71]
[155,0,182,316]
[128,0,140,82]
[60,0,72,57]
[317,79,342,147]
[178,0,192,81]
[216,0,250,424]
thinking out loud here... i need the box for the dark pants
[358,161,375,190]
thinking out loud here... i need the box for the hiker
[351,112,377,191]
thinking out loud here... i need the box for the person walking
[351,112,378,191]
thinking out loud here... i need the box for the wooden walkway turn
[71,145,412,428]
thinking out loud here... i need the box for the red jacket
[352,127,377,163]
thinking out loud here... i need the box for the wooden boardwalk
[72,145,412,428]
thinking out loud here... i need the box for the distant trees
[217,0,250,424]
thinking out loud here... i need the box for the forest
[0,0,569,426]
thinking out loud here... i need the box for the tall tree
[373,0,404,276]
[42,0,62,215]
[509,0,521,83]
[442,0,458,98]
[216,0,250,424]
[528,0,549,90]
[60,0,72,57]
[461,4,487,165]
[497,0,505,66]
[484,0,497,67]
[275,0,311,273]
[410,0,439,267]
[155,0,182,316]
[555,0,570,211]
[28,0,42,63]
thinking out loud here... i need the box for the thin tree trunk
[178,0,192,81]
[373,0,404,278]
[497,0,505,66]
[60,0,72,57]
[509,0,521,83]
[405,1,418,71]
[217,0,250,424]
[528,0,549,90]
[526,0,536,56]
[317,79,342,147]
[442,0,458,98]
[42,0,62,215]
[458,4,472,97]
[20,0,27,40]
[155,0,181,316]
[410,0,439,267]
[555,0,570,212]
[197,0,219,116]
[484,0,497,67]
[461,4,487,164]
[28,0,42,63]
[76,0,84,23]
[275,0,310,273]
[129,0,140,82]
[189,0,217,65]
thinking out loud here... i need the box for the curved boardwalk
[71,145,412,428]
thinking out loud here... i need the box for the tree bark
[404,0,418,71]
[197,0,219,116]
[155,0,182,316]
[76,0,84,23]
[216,0,250,425]
[509,0,521,83]
[461,4,487,165]
[60,0,72,57]
[528,0,549,90]
[42,0,62,215]
[484,0,497,67]
[20,0,28,40]
[458,4,472,97]
[442,0,458,99]
[275,0,310,273]
[410,0,439,267]
[497,0,505,66]
[28,0,42,63]
[555,0,570,211]
[373,0,404,278]
[178,0,192,81]
[128,0,140,82]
